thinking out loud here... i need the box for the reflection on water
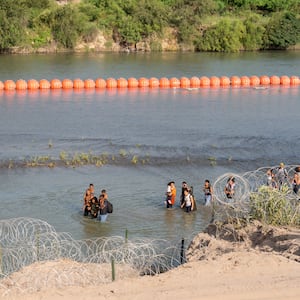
[1,51,300,80]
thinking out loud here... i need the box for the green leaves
[196,18,245,52]
[250,185,300,226]
[0,0,299,52]
[263,12,300,49]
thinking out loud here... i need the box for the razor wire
[212,165,300,212]
[0,165,299,294]
[0,217,182,294]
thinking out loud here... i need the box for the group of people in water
[82,184,113,222]
[266,163,300,195]
[81,164,300,220]
[165,163,300,212]
[165,179,213,213]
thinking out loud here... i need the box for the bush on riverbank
[0,0,299,53]
[249,185,300,226]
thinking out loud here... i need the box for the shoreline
[1,221,299,299]
[3,44,300,55]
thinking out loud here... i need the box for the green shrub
[250,185,300,226]
[150,40,162,51]
[263,12,300,49]
[195,18,245,52]
[224,0,298,12]
[241,13,266,50]
[46,5,89,49]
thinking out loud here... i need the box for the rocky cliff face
[74,28,185,53]
[8,26,186,54]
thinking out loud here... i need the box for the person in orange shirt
[170,181,176,207]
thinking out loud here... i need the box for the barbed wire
[213,164,300,212]
[0,217,183,295]
[0,164,299,295]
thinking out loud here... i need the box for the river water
[0,51,299,241]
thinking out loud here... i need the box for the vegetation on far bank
[0,0,300,53]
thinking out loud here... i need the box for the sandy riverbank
[1,221,299,300]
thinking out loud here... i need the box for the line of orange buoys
[0,75,299,91]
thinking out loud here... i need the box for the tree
[0,0,28,49]
[196,18,245,52]
[132,0,169,37]
[241,14,265,50]
[263,12,300,49]
[48,5,87,48]
[117,15,142,46]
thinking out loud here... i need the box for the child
[165,182,172,208]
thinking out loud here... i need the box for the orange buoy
[240,76,250,86]
[210,76,220,87]
[200,76,210,87]
[250,75,260,86]
[39,79,50,89]
[190,76,200,88]
[84,79,95,89]
[290,75,299,85]
[220,76,230,87]
[149,77,159,88]
[280,75,290,85]
[73,78,84,89]
[4,80,16,90]
[95,78,106,89]
[159,77,170,88]
[138,77,149,88]
[180,77,190,88]
[106,78,117,88]
[16,79,28,90]
[117,78,128,88]
[230,76,241,86]
[50,78,62,89]
[62,78,73,89]
[0,81,4,90]
[270,75,280,85]
[260,75,270,85]
[27,79,39,90]
[127,77,138,88]
[169,77,180,88]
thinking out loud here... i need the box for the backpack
[107,201,113,213]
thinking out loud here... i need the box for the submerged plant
[6,149,151,169]
[48,139,53,148]
[208,156,217,166]
[131,155,138,164]
[119,149,127,158]
[8,160,13,169]
[59,151,68,162]
[25,156,51,167]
